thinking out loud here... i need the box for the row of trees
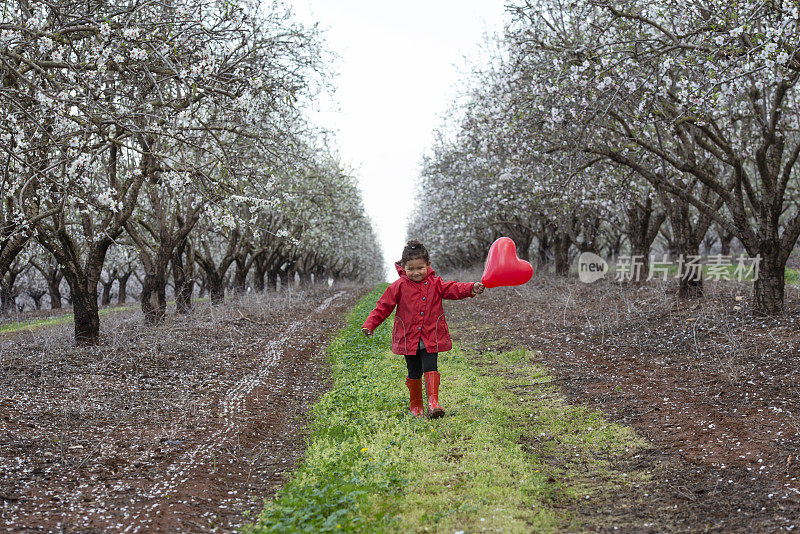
[1,223,367,314]
[1,0,383,344]
[410,0,800,315]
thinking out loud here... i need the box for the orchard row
[0,1,383,344]
[411,0,800,315]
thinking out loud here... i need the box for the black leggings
[405,347,438,379]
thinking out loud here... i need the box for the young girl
[361,240,484,418]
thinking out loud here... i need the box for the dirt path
[1,286,365,532]
[445,274,800,532]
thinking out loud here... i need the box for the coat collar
[395,261,434,282]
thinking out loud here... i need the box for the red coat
[362,262,476,355]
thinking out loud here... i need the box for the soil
[7,272,800,532]
[0,285,366,533]
[446,271,800,532]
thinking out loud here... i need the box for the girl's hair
[401,239,430,264]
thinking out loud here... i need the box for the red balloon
[481,237,534,288]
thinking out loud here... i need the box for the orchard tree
[99,241,138,306]
[411,46,626,276]
[0,0,330,341]
[121,0,324,322]
[29,244,65,309]
[510,0,800,313]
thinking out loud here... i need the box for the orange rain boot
[405,377,424,416]
[423,371,445,419]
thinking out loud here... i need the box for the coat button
[420,311,424,315]
[422,297,426,301]
[417,326,421,330]
[424,282,427,285]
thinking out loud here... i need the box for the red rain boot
[405,377,423,416]
[423,371,445,419]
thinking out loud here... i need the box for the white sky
[289,1,507,280]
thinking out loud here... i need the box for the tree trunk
[671,213,707,299]
[753,243,785,315]
[61,271,101,346]
[140,268,168,324]
[658,185,718,299]
[233,259,248,293]
[630,244,651,284]
[255,250,278,292]
[72,292,100,345]
[117,271,132,305]
[29,291,44,309]
[567,215,600,255]
[719,232,734,256]
[207,272,224,304]
[124,162,200,322]
[193,231,239,305]
[609,235,622,259]
[46,273,63,309]
[625,199,666,284]
[314,266,326,284]
[0,279,15,313]
[553,232,571,277]
[254,261,266,292]
[517,232,532,262]
[33,262,65,310]
[267,270,278,291]
[100,277,114,306]
[173,240,194,314]
[667,240,678,262]
[175,276,193,314]
[676,242,703,298]
[536,228,551,275]
[505,226,534,262]
[1,266,22,313]
[702,235,717,256]
[197,277,206,298]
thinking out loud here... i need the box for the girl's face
[403,258,430,282]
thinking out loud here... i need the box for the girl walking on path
[361,240,484,418]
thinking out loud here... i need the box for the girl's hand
[362,327,373,337]
[472,282,485,295]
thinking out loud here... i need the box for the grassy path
[243,286,650,533]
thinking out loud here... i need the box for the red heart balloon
[481,237,534,288]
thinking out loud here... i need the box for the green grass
[0,313,75,334]
[660,263,787,282]
[243,286,648,533]
[661,264,799,284]
[0,297,210,335]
